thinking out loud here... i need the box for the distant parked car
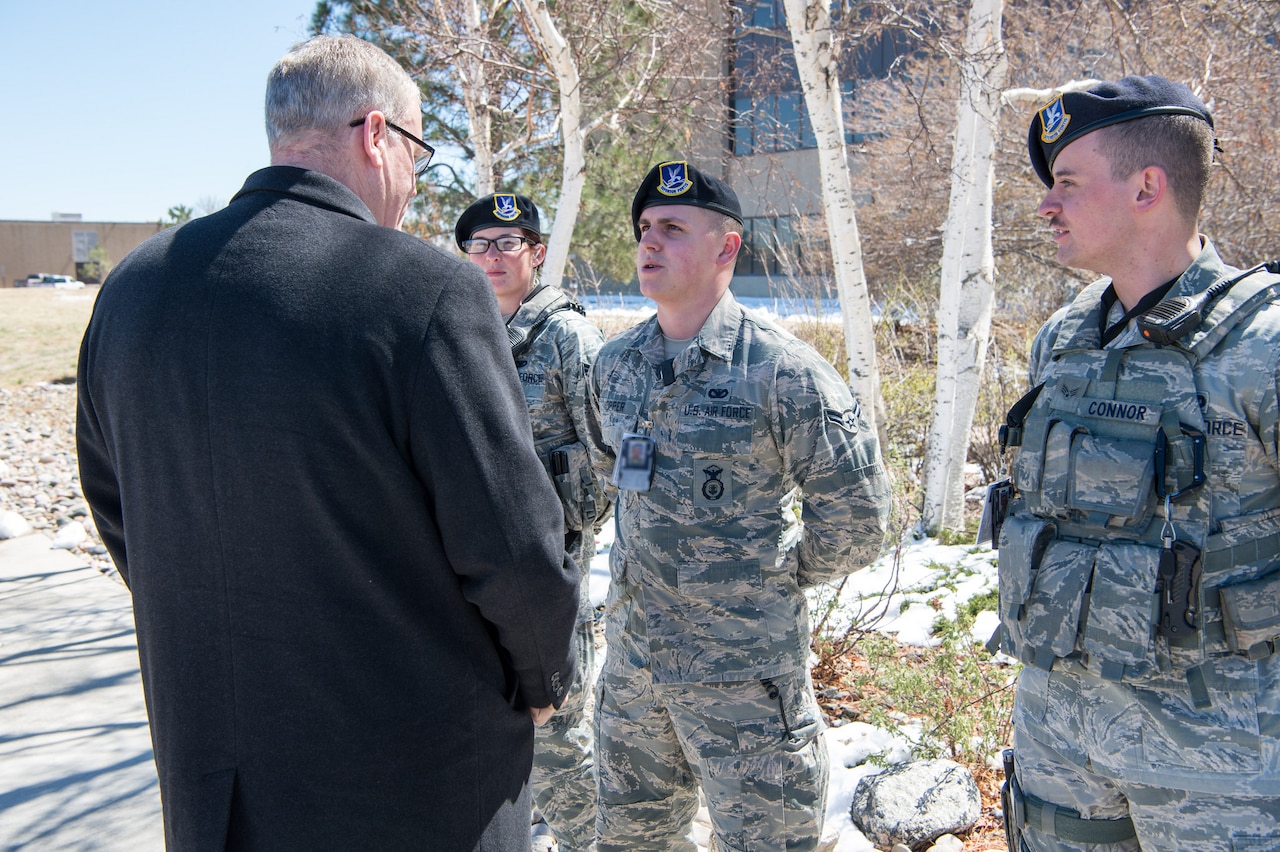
[24,273,85,289]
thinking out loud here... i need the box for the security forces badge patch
[657,161,693,197]
[701,465,725,501]
[493,193,521,221]
[1038,95,1070,143]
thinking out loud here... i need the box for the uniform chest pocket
[598,397,640,447]
[1040,419,1157,529]
[674,419,754,456]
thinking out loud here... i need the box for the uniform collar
[1051,237,1226,353]
[638,289,742,368]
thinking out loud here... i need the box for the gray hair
[265,34,420,150]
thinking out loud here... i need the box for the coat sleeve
[411,271,580,710]
[774,343,893,587]
[76,323,130,586]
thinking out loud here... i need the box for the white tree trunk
[440,0,496,195]
[517,0,585,290]
[781,0,884,426]
[919,0,1006,534]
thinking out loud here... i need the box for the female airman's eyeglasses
[460,236,536,254]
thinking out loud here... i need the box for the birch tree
[513,0,667,289]
[917,0,1005,534]
[780,0,884,425]
[314,0,557,222]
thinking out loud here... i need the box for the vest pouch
[997,513,1056,623]
[1068,432,1156,525]
[1218,569,1280,658]
[1019,539,1095,668]
[545,440,599,532]
[1081,542,1160,677]
[997,514,1057,661]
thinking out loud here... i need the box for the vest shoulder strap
[506,285,586,358]
[1183,262,1280,361]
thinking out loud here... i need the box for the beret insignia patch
[1038,95,1070,144]
[657,161,693,197]
[493,193,520,221]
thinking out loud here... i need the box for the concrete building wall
[0,220,164,287]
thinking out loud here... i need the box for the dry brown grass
[0,286,99,389]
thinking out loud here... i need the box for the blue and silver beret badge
[493,193,521,221]
[657,161,693,197]
[1038,95,1070,144]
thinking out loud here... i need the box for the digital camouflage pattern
[1000,240,1280,848]
[1010,722,1280,851]
[594,667,828,852]
[587,291,890,685]
[510,286,607,852]
[586,291,891,850]
[531,619,597,851]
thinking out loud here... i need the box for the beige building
[0,219,164,287]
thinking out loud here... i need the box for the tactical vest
[506,284,586,358]
[506,284,601,533]
[997,266,1280,701]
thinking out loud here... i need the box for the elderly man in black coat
[75,34,580,851]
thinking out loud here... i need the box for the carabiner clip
[1154,424,1207,503]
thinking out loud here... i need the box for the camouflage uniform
[586,291,892,851]
[512,284,609,852]
[997,240,1280,850]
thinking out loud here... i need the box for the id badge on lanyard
[612,431,656,492]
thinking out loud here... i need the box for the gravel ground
[0,382,113,576]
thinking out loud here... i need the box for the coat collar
[230,166,379,225]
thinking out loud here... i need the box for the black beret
[454,193,541,249]
[1028,75,1213,187]
[631,161,743,241]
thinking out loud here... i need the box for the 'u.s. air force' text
[682,403,752,420]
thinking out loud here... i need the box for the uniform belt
[1024,792,1137,844]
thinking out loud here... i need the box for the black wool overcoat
[76,167,580,850]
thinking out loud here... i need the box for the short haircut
[714,212,743,237]
[265,34,421,151]
[1094,114,1214,225]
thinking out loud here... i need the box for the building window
[730,0,913,156]
[736,214,843,282]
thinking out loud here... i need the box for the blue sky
[1,0,321,223]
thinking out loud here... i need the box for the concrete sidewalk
[0,532,162,851]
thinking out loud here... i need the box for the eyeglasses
[460,235,537,255]
[349,116,435,178]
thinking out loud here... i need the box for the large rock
[850,758,981,850]
[0,510,31,539]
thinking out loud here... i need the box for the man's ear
[1133,165,1166,212]
[357,111,389,169]
[717,230,743,268]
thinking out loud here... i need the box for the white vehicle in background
[24,273,85,289]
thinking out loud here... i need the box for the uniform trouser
[594,662,828,852]
[1011,665,1280,851]
[532,618,597,852]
